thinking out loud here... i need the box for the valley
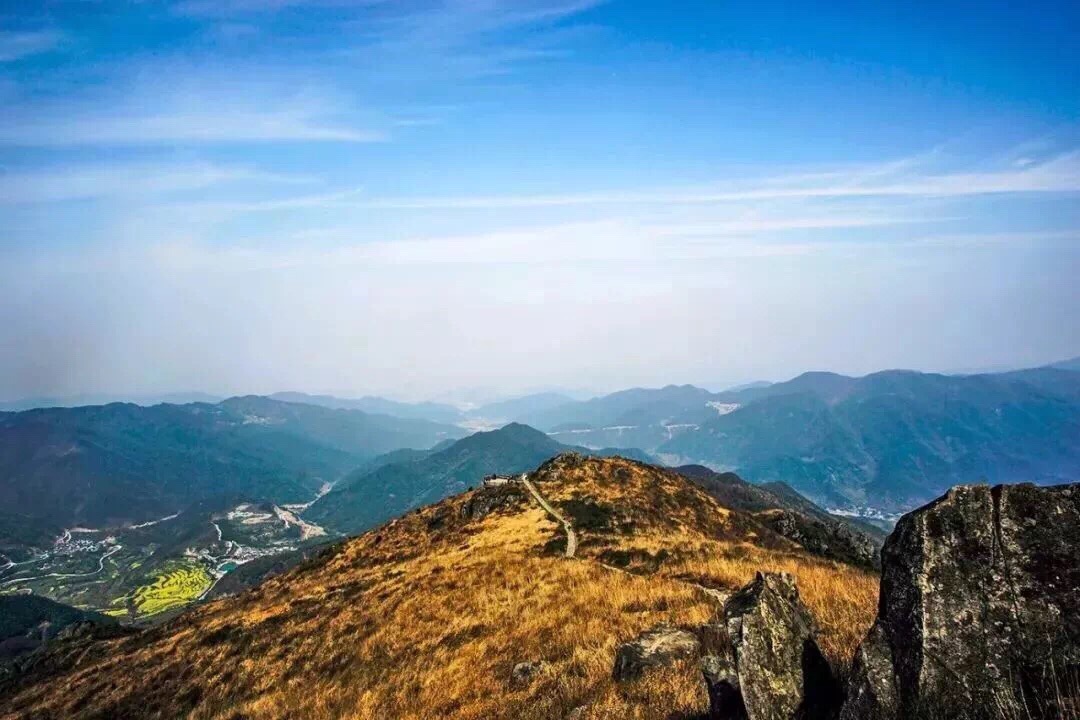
[2,362,1077,624]
[0,499,333,621]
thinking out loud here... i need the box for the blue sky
[0,0,1078,401]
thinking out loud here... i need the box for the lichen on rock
[841,482,1080,720]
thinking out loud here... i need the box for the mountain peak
[495,421,549,437]
[453,422,556,451]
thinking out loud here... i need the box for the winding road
[521,474,578,558]
[0,544,122,587]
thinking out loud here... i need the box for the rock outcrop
[678,465,884,569]
[718,572,841,720]
[510,660,545,686]
[755,508,881,569]
[838,623,896,719]
[700,653,748,719]
[841,482,1080,720]
[460,484,527,521]
[611,574,840,718]
[612,625,701,682]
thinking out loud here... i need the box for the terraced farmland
[128,563,212,616]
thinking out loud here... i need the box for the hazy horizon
[1,352,1076,408]
[3,1,1078,402]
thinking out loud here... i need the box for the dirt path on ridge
[521,474,578,558]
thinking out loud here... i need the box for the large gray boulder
[841,482,1080,720]
[719,572,840,720]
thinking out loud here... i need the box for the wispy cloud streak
[0,30,62,62]
[350,152,1080,209]
[0,105,384,147]
[0,162,309,204]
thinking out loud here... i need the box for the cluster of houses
[482,473,523,487]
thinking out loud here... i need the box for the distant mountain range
[0,392,224,412]
[0,396,464,555]
[269,392,464,424]
[456,363,1080,512]
[1048,355,1080,372]
[271,390,578,426]
[661,368,1080,511]
[2,356,1077,549]
[2,359,1076,625]
[306,423,654,535]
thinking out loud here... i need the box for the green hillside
[661,369,1080,510]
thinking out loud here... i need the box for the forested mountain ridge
[661,368,1080,510]
[0,397,463,545]
[306,423,654,535]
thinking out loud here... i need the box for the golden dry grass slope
[0,454,878,720]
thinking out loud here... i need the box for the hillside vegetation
[306,423,654,535]
[0,455,876,720]
[661,368,1080,510]
[0,397,463,555]
[485,369,1080,513]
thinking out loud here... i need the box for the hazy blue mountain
[661,369,1080,511]
[1047,355,1080,372]
[0,397,464,553]
[467,392,577,422]
[306,423,564,534]
[510,376,875,452]
[268,392,463,424]
[0,392,223,412]
[516,384,723,432]
[546,424,688,454]
[220,396,464,456]
[711,371,860,405]
[306,423,655,535]
[718,380,773,393]
[347,439,460,476]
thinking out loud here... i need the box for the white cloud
[0,161,308,204]
[61,218,1040,277]
[139,148,1077,219]
[344,0,604,79]
[0,30,62,62]
[0,105,384,147]
[350,151,1080,209]
[174,0,388,17]
[0,1,600,148]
